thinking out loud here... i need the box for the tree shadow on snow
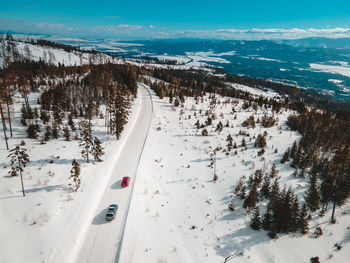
[24,184,66,193]
[214,224,271,258]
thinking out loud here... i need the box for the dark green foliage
[242,115,255,128]
[299,203,309,235]
[52,122,59,139]
[27,122,39,139]
[243,184,259,210]
[262,203,273,230]
[305,170,320,211]
[63,125,71,141]
[44,125,51,141]
[92,136,104,162]
[261,114,276,128]
[216,121,223,134]
[281,147,290,163]
[250,207,261,230]
[254,134,266,148]
[79,121,93,163]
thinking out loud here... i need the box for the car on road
[121,176,130,188]
[105,204,118,221]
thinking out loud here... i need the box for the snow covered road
[74,84,153,263]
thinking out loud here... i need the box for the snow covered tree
[92,136,104,162]
[250,207,261,230]
[70,159,81,191]
[8,145,30,196]
[79,121,93,163]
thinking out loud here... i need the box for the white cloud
[149,25,155,29]
[92,24,143,34]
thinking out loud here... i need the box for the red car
[121,176,130,187]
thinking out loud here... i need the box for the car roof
[109,204,118,208]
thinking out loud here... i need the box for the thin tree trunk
[331,173,341,222]
[19,166,25,197]
[6,99,12,137]
[0,104,9,150]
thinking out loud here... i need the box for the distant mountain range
[5,33,350,102]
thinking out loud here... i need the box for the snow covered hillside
[0,88,141,263]
[0,38,122,68]
[120,79,350,263]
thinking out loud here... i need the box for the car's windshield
[106,213,113,217]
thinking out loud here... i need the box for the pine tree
[52,122,59,139]
[44,125,52,141]
[250,207,261,230]
[262,202,273,230]
[8,145,30,196]
[63,125,71,141]
[281,147,290,164]
[290,196,300,232]
[241,138,246,147]
[70,159,81,191]
[305,171,320,211]
[92,136,104,162]
[260,175,271,199]
[113,87,130,140]
[27,123,39,139]
[243,184,258,210]
[299,203,309,235]
[269,163,279,178]
[216,121,223,134]
[290,141,297,159]
[79,121,93,163]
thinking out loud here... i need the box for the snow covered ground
[0,84,146,263]
[120,81,350,263]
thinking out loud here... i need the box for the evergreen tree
[79,121,93,163]
[281,147,290,164]
[241,138,246,147]
[44,125,52,141]
[113,87,130,140]
[63,125,71,141]
[290,196,300,232]
[299,203,309,235]
[305,171,320,211]
[70,159,81,191]
[254,134,267,148]
[92,136,104,162]
[52,122,59,139]
[27,123,39,139]
[8,145,30,196]
[262,202,273,230]
[216,121,223,134]
[243,184,258,210]
[250,207,262,230]
[260,175,271,199]
[290,141,298,159]
[269,163,279,178]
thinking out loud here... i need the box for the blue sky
[1,0,350,39]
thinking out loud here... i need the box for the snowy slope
[120,82,350,263]
[0,86,142,263]
[0,40,123,68]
